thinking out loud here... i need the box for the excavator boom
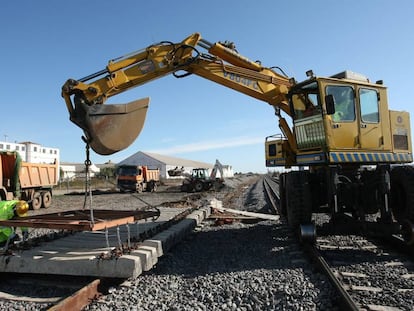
[61,33,292,155]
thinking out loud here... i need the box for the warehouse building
[117,151,233,179]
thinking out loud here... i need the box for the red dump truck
[0,151,58,209]
[117,165,159,193]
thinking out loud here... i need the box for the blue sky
[1,1,413,173]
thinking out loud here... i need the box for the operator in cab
[0,200,29,246]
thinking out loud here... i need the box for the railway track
[312,233,414,310]
[0,194,203,310]
[264,174,414,310]
[2,175,413,310]
[0,177,263,310]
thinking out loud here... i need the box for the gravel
[0,175,339,310]
[84,175,337,311]
[318,234,414,310]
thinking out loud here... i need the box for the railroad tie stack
[0,202,216,279]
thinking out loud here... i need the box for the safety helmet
[15,200,29,217]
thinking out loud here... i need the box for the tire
[42,191,52,208]
[213,181,223,191]
[146,181,153,192]
[203,182,210,191]
[181,184,189,192]
[31,192,42,210]
[194,181,204,192]
[390,165,414,223]
[285,171,312,228]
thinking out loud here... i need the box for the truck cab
[116,165,159,193]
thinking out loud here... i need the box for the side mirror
[325,94,335,115]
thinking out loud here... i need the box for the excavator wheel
[390,165,414,223]
[285,171,312,228]
[299,224,316,244]
[401,220,414,245]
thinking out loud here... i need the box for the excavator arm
[61,33,294,155]
[210,159,224,180]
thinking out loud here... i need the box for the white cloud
[149,136,263,154]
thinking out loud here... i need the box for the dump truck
[116,165,159,193]
[61,33,414,243]
[0,151,58,209]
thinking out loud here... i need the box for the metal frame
[0,209,160,231]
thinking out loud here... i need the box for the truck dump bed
[144,167,160,181]
[1,151,58,194]
[19,162,58,188]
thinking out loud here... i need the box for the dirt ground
[32,184,187,216]
[31,175,260,217]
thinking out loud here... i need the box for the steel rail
[262,175,280,214]
[48,279,102,311]
[304,245,360,311]
[261,175,360,310]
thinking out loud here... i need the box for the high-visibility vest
[0,200,19,243]
[0,200,18,219]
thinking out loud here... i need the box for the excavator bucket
[78,98,149,155]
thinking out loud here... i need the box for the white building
[59,164,77,181]
[0,141,59,164]
[117,151,234,179]
[60,162,100,180]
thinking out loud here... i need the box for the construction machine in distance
[181,160,225,192]
[61,33,414,244]
[116,165,159,193]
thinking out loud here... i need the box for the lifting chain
[82,136,94,225]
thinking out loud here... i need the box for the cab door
[358,87,383,150]
[325,85,359,150]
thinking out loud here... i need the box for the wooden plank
[212,206,279,221]
[209,214,255,220]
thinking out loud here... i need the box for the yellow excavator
[61,33,414,243]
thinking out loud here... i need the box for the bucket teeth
[72,98,149,155]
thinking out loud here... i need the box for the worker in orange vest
[0,200,29,246]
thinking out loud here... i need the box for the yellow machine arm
[62,33,293,155]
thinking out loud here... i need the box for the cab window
[291,82,320,120]
[326,85,355,122]
[360,88,379,123]
[268,143,276,157]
